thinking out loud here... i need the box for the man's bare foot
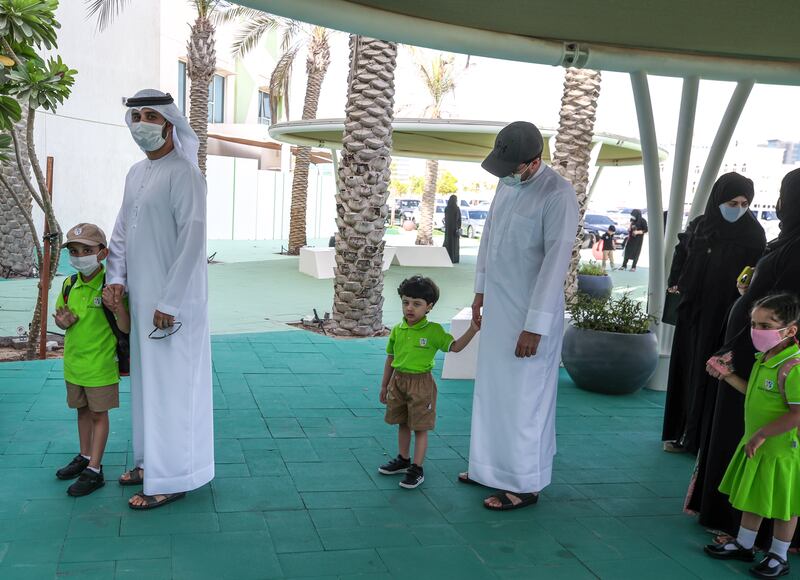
[483,491,539,510]
[128,491,185,510]
[118,467,144,485]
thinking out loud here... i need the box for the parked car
[753,208,781,241]
[582,213,628,249]
[461,208,489,238]
[433,203,446,230]
[392,198,420,224]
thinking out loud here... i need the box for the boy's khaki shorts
[66,382,119,412]
[384,371,437,431]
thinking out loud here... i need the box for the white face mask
[499,161,532,187]
[130,121,167,152]
[70,254,101,277]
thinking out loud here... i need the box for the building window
[258,90,271,125]
[177,61,187,115]
[208,74,225,123]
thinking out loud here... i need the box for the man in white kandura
[460,121,579,511]
[107,89,213,510]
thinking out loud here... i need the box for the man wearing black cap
[462,121,579,510]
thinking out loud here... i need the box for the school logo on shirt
[93,297,102,307]
[765,379,775,391]
[419,338,428,347]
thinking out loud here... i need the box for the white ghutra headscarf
[124,88,200,168]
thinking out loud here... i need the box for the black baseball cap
[481,121,544,177]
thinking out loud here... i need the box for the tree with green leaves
[86,0,222,175]
[436,170,457,194]
[214,6,332,255]
[0,0,77,358]
[409,50,467,245]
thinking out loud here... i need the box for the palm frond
[231,15,282,58]
[212,5,275,27]
[84,0,131,32]
[280,20,303,54]
[269,44,301,122]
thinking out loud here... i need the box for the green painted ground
[0,329,777,579]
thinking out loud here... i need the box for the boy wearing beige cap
[53,223,130,497]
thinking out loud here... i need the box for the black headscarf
[447,195,458,208]
[692,172,761,246]
[766,168,800,255]
[630,209,647,229]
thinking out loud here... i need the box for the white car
[461,207,489,238]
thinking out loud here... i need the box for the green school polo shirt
[56,266,120,387]
[386,317,454,374]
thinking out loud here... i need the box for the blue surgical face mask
[499,161,532,187]
[719,203,748,223]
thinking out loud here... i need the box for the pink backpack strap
[777,356,800,407]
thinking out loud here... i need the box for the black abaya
[687,168,800,542]
[622,210,648,268]
[443,201,461,263]
[662,173,766,454]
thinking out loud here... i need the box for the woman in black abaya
[686,168,800,544]
[443,195,461,263]
[661,173,765,455]
[621,209,648,271]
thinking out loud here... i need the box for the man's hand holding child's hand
[102,286,123,313]
[53,306,78,329]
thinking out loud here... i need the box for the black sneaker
[67,467,105,497]
[703,541,756,562]
[56,454,90,480]
[750,553,790,578]
[378,455,411,475]
[399,464,424,489]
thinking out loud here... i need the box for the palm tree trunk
[186,15,216,175]
[551,67,601,300]
[0,109,35,278]
[332,35,397,337]
[287,30,331,255]
[415,159,438,245]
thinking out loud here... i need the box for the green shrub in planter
[562,293,658,394]
[577,261,612,301]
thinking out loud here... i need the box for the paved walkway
[0,328,767,580]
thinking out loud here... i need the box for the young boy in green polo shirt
[53,223,130,497]
[379,276,479,489]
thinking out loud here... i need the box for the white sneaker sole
[399,476,424,489]
[378,467,408,475]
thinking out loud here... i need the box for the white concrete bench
[300,246,395,279]
[389,245,453,268]
[299,247,336,279]
[442,307,480,379]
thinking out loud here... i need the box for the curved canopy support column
[687,80,755,221]
[630,72,665,326]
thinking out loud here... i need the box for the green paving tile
[67,515,121,538]
[218,512,267,532]
[301,490,388,509]
[317,524,418,550]
[0,563,59,579]
[0,515,69,541]
[114,558,172,580]
[57,560,116,579]
[378,546,495,580]
[1,538,63,564]
[308,508,359,529]
[494,562,597,579]
[278,549,386,577]
[172,532,281,580]
[61,535,171,562]
[288,461,375,492]
[264,510,323,554]
[243,449,290,477]
[120,512,219,536]
[584,556,699,579]
[212,477,303,512]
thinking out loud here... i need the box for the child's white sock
[767,538,791,567]
[86,466,100,474]
[81,454,91,461]
[727,526,757,550]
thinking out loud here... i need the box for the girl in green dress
[704,293,800,579]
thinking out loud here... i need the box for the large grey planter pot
[561,325,658,395]
[577,274,613,301]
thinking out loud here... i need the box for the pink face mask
[750,327,790,353]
